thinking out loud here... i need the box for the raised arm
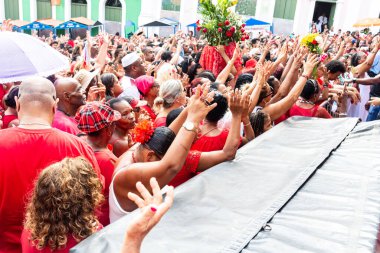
[353,40,380,77]
[114,85,217,206]
[355,73,380,85]
[216,45,240,84]
[263,54,319,121]
[269,48,306,104]
[216,45,237,75]
[122,178,174,253]
[196,89,245,171]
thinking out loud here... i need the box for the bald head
[17,77,58,121]
[19,77,56,104]
[54,78,81,99]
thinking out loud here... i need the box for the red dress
[169,151,201,187]
[0,127,101,253]
[94,149,118,226]
[276,104,332,124]
[191,129,229,152]
[154,117,167,128]
[1,114,17,129]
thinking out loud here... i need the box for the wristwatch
[182,121,197,134]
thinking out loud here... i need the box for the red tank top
[2,114,17,129]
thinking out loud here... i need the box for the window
[72,0,87,3]
[162,0,180,11]
[274,0,297,20]
[236,0,257,17]
[106,0,122,8]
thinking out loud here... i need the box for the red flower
[241,23,246,28]
[218,27,222,32]
[218,22,223,27]
[245,35,250,40]
[241,28,245,33]
[225,20,230,26]
[203,28,208,33]
[312,40,318,45]
[196,20,200,25]
[226,31,233,37]
[229,26,235,32]
[196,26,201,31]
[132,119,154,144]
[241,37,246,41]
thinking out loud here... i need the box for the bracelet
[243,121,251,127]
[300,74,309,79]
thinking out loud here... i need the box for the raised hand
[186,84,217,124]
[1,19,14,32]
[302,54,319,77]
[228,89,244,117]
[123,178,174,252]
[87,86,106,102]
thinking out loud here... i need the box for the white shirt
[118,76,140,99]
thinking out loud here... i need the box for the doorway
[312,1,336,31]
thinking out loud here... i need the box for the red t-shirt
[1,114,17,129]
[154,117,167,128]
[169,151,201,187]
[21,225,103,253]
[191,129,229,152]
[141,105,157,121]
[52,110,80,135]
[94,149,117,226]
[0,127,101,253]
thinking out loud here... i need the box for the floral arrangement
[197,0,248,46]
[131,119,154,144]
[300,33,323,54]
[301,33,323,78]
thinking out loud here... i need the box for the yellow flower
[231,0,238,6]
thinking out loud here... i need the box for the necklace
[198,127,218,138]
[19,122,51,127]
[298,98,315,105]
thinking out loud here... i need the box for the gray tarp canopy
[141,20,172,27]
[71,117,380,253]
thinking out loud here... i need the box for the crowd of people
[0,17,380,253]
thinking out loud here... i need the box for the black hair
[145,127,176,157]
[46,74,57,84]
[107,97,125,109]
[351,53,364,67]
[4,86,19,109]
[300,79,320,100]
[87,130,102,137]
[210,82,221,91]
[205,92,228,122]
[250,111,269,137]
[188,63,202,82]
[179,56,193,74]
[251,38,259,45]
[196,70,216,82]
[242,55,250,67]
[166,108,183,127]
[235,73,253,90]
[101,73,116,97]
[161,51,173,62]
[325,60,346,74]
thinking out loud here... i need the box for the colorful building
[1,0,380,37]
[0,0,141,36]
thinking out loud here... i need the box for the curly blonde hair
[24,157,104,251]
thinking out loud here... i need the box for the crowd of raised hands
[1,19,380,253]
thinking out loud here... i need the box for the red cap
[135,75,155,96]
[75,102,121,133]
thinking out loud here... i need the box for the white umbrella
[0,32,69,83]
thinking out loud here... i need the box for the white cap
[121,52,140,68]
